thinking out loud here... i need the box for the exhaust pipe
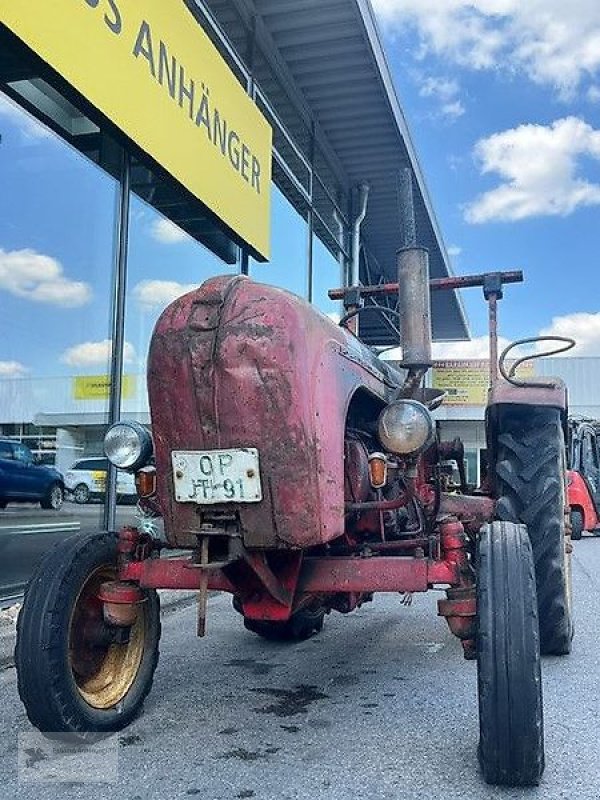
[397,168,432,392]
[350,183,369,287]
[397,246,432,370]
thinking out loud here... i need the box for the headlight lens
[377,400,434,456]
[104,422,153,471]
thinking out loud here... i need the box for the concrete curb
[0,589,198,671]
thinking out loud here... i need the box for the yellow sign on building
[432,360,534,405]
[74,374,136,401]
[1,0,272,259]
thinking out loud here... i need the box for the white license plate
[171,448,262,504]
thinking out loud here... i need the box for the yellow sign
[1,0,272,259]
[432,360,534,405]
[74,374,136,400]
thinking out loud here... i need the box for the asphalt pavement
[0,502,156,605]
[0,537,598,799]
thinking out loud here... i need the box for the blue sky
[2,1,600,384]
[372,0,600,357]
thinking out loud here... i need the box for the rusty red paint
[439,494,495,535]
[121,551,461,596]
[567,469,600,531]
[148,276,402,550]
[327,270,523,300]
[488,377,567,411]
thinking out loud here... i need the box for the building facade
[0,1,467,536]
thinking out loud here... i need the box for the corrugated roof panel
[203,0,469,342]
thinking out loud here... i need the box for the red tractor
[15,245,574,786]
[567,418,600,539]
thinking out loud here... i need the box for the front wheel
[477,521,544,787]
[16,532,160,738]
[40,482,64,510]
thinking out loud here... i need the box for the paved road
[0,537,599,799]
[0,503,151,604]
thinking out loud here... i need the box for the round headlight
[104,422,153,471]
[377,400,434,456]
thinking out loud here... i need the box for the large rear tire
[477,521,544,786]
[16,532,160,739]
[495,406,573,655]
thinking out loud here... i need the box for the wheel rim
[73,485,89,504]
[69,566,146,710]
[50,485,63,509]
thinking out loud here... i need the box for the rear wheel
[495,406,573,655]
[16,531,160,738]
[570,509,583,541]
[477,521,544,786]
[40,482,64,510]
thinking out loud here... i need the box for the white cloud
[0,94,52,141]
[0,361,28,378]
[380,336,512,361]
[150,218,190,244]
[372,0,600,97]
[0,248,92,307]
[419,76,465,119]
[447,245,462,257]
[132,280,198,310]
[539,312,600,356]
[61,339,136,368]
[465,117,600,223]
[588,85,600,102]
[431,335,512,360]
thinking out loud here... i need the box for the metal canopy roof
[204,0,469,342]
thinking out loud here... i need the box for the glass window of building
[0,90,118,598]
[249,185,308,297]
[123,191,239,421]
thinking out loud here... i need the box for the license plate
[171,448,262,504]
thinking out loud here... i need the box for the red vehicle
[567,418,600,539]
[15,246,575,786]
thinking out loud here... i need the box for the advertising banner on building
[1,0,272,259]
[432,360,534,405]
[73,374,136,401]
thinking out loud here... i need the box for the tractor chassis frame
[109,514,481,659]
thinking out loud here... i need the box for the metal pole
[488,293,499,386]
[103,150,131,532]
[240,250,250,275]
[306,123,315,303]
[306,207,314,302]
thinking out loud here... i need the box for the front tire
[495,406,573,655]
[16,532,160,738]
[477,521,544,786]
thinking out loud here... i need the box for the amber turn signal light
[135,466,156,498]
[368,453,388,489]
